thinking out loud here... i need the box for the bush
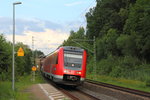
[130,64,150,81]
[97,55,117,75]
[95,55,150,82]
[86,57,94,74]
[110,56,141,78]
[146,79,150,87]
[0,82,14,100]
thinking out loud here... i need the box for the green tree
[61,0,150,81]
[15,42,32,77]
[116,34,136,56]
[123,0,150,61]
[86,0,134,39]
[97,29,119,59]
[62,27,86,47]
[0,34,12,80]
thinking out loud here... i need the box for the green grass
[0,72,45,100]
[86,74,150,92]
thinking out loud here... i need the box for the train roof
[46,46,84,57]
[62,46,84,52]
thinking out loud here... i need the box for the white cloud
[65,1,84,7]
[0,17,63,35]
[0,17,84,54]
[6,29,69,55]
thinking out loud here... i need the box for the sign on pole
[32,66,36,81]
[17,47,24,56]
[32,66,37,71]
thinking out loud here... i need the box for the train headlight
[76,72,81,74]
[64,70,69,73]
[71,64,74,66]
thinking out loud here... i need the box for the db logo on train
[32,66,37,71]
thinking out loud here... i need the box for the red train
[41,46,87,85]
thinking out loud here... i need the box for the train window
[64,54,82,59]
[64,52,83,70]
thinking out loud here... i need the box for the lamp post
[12,1,22,91]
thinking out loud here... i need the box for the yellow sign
[32,66,37,71]
[17,47,24,56]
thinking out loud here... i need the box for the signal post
[32,66,37,81]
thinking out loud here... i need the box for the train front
[61,46,87,85]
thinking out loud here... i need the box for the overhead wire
[65,0,97,31]
[78,0,97,28]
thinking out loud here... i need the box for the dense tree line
[62,0,150,82]
[0,34,33,81]
[0,34,12,80]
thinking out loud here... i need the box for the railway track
[43,76,100,100]
[56,84,99,100]
[41,74,150,100]
[85,79,150,99]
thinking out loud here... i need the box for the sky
[0,0,96,55]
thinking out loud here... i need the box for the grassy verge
[0,72,45,100]
[86,74,150,92]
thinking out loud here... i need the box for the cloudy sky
[0,0,96,55]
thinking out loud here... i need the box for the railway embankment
[77,80,150,100]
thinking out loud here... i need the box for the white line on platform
[50,93,63,96]
[38,84,54,100]
[53,95,65,99]
[49,92,60,94]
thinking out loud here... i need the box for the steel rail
[42,74,100,100]
[42,76,79,100]
[86,79,150,98]
[58,87,79,100]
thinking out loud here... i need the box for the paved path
[26,83,71,100]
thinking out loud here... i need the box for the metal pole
[32,36,35,82]
[32,36,34,65]
[93,36,97,77]
[33,71,35,81]
[12,2,22,91]
[12,4,15,91]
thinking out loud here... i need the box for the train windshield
[64,52,83,70]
